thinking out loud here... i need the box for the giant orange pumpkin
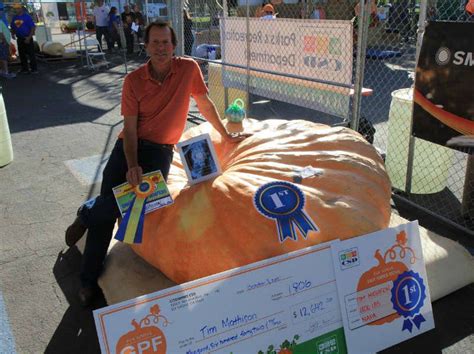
[131,119,391,283]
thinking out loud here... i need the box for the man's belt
[137,139,174,151]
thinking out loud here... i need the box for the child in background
[0,19,15,79]
[108,6,121,51]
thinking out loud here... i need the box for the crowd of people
[93,0,145,54]
[0,0,148,79]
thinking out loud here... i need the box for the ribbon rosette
[115,179,156,244]
[390,270,427,333]
[254,181,318,243]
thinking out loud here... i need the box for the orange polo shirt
[119,57,208,144]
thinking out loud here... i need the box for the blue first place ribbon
[254,181,319,243]
[391,270,427,333]
[115,179,156,244]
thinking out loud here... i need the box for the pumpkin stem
[374,249,384,265]
[131,319,140,330]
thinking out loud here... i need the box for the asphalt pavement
[0,54,472,354]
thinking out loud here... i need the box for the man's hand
[24,37,30,44]
[126,166,143,186]
[224,131,253,143]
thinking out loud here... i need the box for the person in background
[354,0,378,26]
[10,3,37,74]
[183,9,193,56]
[121,4,136,54]
[133,4,145,42]
[93,0,110,51]
[260,4,276,19]
[310,5,326,20]
[0,3,8,27]
[0,15,15,78]
[107,6,121,52]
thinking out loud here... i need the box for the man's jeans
[95,26,110,51]
[78,139,173,288]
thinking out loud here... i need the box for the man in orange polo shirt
[65,21,250,306]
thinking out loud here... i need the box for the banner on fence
[220,18,353,118]
[412,21,474,149]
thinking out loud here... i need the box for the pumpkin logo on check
[116,304,170,354]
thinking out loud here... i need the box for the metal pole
[222,0,229,110]
[350,0,370,131]
[144,0,149,25]
[173,0,184,56]
[80,0,87,47]
[38,0,50,42]
[116,0,128,73]
[415,1,428,63]
[462,154,474,218]
[405,0,428,193]
[245,0,250,111]
[118,21,128,73]
[80,0,87,67]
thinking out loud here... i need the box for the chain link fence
[184,0,359,126]
[13,0,470,232]
[355,0,473,234]
[181,0,473,235]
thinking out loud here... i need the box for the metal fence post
[245,0,251,110]
[351,0,370,132]
[171,0,184,56]
[405,0,428,193]
[222,0,229,111]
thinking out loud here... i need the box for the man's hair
[144,21,177,46]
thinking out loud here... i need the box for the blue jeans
[79,139,173,288]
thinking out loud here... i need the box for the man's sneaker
[31,70,39,74]
[65,215,87,247]
[18,69,30,74]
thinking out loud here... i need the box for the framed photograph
[177,133,222,185]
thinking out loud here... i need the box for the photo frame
[176,133,222,185]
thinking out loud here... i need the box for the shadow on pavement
[46,247,107,354]
[2,58,136,134]
[393,191,474,254]
[381,284,474,354]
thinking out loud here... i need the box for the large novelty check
[94,243,347,354]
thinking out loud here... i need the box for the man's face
[124,6,130,13]
[14,6,22,15]
[146,26,175,65]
